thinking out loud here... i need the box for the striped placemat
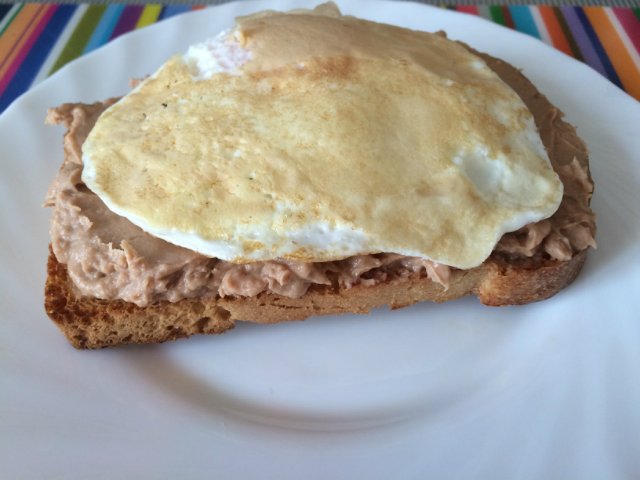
[0,3,638,113]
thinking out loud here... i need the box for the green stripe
[489,5,506,26]
[48,4,106,75]
[0,4,24,37]
[633,8,640,22]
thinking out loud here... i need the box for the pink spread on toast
[45,51,595,307]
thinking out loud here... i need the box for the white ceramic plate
[1,1,639,478]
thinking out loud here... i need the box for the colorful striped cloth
[0,3,639,113]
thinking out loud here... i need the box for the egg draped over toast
[81,3,562,269]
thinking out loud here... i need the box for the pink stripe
[457,6,479,15]
[0,5,57,97]
[614,8,640,54]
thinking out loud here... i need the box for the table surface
[0,2,638,114]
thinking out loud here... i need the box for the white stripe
[529,6,553,48]
[477,6,492,21]
[605,7,640,72]
[0,4,23,33]
[31,5,88,86]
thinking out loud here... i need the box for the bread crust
[45,247,587,348]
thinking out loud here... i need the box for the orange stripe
[539,6,572,57]
[0,4,48,79]
[584,7,640,99]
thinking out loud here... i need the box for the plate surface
[1,1,639,478]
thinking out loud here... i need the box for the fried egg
[81,3,563,269]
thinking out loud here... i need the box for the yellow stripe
[0,4,48,79]
[584,7,640,100]
[135,4,162,29]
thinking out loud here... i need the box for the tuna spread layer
[45,49,595,307]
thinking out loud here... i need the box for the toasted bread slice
[43,45,595,348]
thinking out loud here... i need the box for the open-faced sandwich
[44,3,596,348]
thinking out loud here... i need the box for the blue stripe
[574,7,623,89]
[159,5,191,20]
[0,5,76,114]
[509,6,541,39]
[82,4,125,54]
